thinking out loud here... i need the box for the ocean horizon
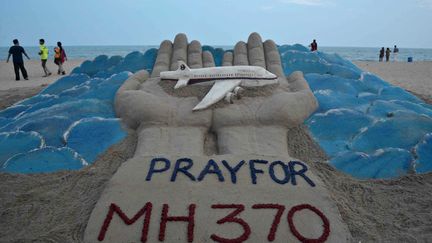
[2,45,432,62]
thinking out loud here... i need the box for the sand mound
[0,86,44,110]
[0,131,137,243]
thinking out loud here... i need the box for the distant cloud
[279,0,326,6]
[260,5,275,11]
[417,0,432,8]
[259,0,328,12]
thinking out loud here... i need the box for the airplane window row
[193,73,256,78]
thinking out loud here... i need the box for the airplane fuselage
[160,64,278,88]
[160,61,278,110]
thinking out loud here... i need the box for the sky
[1,0,431,48]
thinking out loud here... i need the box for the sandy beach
[355,61,432,102]
[0,60,431,242]
[2,0,431,241]
[0,59,84,91]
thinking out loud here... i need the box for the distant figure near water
[385,47,391,62]
[393,45,399,61]
[379,47,384,62]
[309,39,318,52]
[39,39,51,77]
[6,39,30,81]
[54,42,67,75]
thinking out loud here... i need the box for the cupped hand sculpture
[212,33,318,155]
[115,34,213,156]
[115,33,318,157]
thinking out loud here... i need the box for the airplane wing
[193,79,242,111]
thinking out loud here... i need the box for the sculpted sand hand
[212,33,318,156]
[116,32,318,157]
[115,34,212,156]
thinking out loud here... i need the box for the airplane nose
[267,71,277,79]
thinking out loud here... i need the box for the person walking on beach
[38,39,51,77]
[385,47,391,62]
[6,39,30,81]
[309,39,318,52]
[393,45,399,61]
[379,47,384,62]
[54,42,67,75]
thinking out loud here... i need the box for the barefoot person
[38,39,51,77]
[54,42,67,75]
[6,39,30,81]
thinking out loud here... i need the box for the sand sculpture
[84,33,352,242]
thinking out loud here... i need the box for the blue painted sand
[0,47,159,173]
[3,147,86,174]
[0,45,431,179]
[65,118,127,163]
[278,45,432,179]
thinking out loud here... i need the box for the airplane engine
[224,92,235,104]
[233,87,244,99]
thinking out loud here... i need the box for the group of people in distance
[6,39,67,81]
[379,45,399,62]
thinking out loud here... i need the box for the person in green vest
[38,39,51,77]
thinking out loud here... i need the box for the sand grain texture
[0,131,137,243]
[1,123,431,242]
[0,59,432,242]
[0,60,84,91]
[355,61,432,102]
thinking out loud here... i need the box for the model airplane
[160,61,278,111]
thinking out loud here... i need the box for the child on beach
[379,47,384,62]
[54,42,67,75]
[39,39,51,77]
[6,39,30,81]
[385,48,391,62]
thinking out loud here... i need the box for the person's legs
[42,59,51,76]
[41,60,47,75]
[13,62,20,80]
[19,62,28,80]
[59,62,65,74]
[55,59,60,74]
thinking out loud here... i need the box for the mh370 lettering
[145,157,316,187]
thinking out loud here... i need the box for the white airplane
[160,61,278,111]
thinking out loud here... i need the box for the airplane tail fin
[177,61,190,72]
[173,61,190,89]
